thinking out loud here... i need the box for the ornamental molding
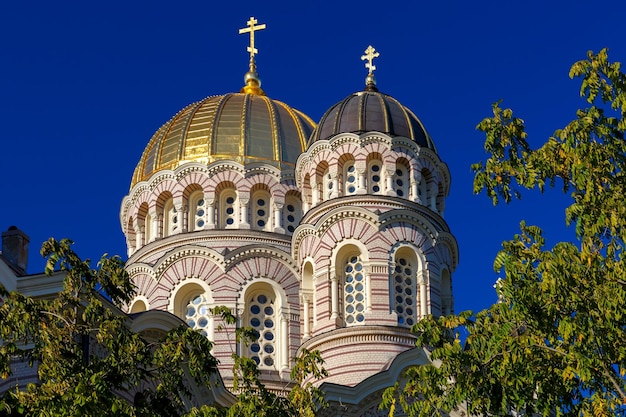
[148,172,177,191]
[244,164,282,180]
[154,245,226,278]
[301,195,449,231]
[302,326,416,352]
[224,244,299,275]
[360,133,392,147]
[127,229,292,266]
[176,163,209,181]
[126,262,155,277]
[378,209,437,242]
[290,225,317,262]
[206,160,246,176]
[315,207,379,238]
[434,231,459,269]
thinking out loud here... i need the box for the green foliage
[382,49,626,417]
[0,239,327,416]
[0,238,219,416]
[214,306,328,417]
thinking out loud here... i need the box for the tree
[0,238,327,416]
[209,307,328,417]
[0,238,220,416]
[382,49,626,417]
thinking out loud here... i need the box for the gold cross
[361,45,380,75]
[239,16,266,62]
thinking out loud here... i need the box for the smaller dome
[308,90,437,152]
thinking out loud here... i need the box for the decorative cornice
[127,229,291,266]
[301,325,417,352]
[154,245,226,278]
[224,245,299,275]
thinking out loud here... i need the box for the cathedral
[1,17,458,416]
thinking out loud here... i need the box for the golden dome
[131,93,316,187]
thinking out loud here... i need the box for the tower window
[219,190,238,228]
[247,291,277,368]
[189,191,205,231]
[283,195,302,234]
[185,294,211,338]
[344,164,357,195]
[252,190,271,231]
[163,199,177,237]
[368,162,382,194]
[392,255,417,327]
[344,255,365,325]
[394,162,410,198]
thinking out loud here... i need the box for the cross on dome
[239,16,266,70]
[238,16,267,95]
[361,45,379,91]
[361,45,379,75]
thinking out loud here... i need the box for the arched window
[163,198,178,237]
[343,254,366,325]
[343,162,357,195]
[368,158,383,194]
[218,186,238,228]
[283,194,302,234]
[316,161,331,202]
[189,191,206,232]
[419,169,433,208]
[322,168,332,200]
[302,174,312,209]
[246,287,278,369]
[171,282,214,340]
[126,217,136,254]
[392,248,418,327]
[185,294,212,338]
[251,189,271,231]
[436,183,446,215]
[137,203,150,245]
[394,160,410,198]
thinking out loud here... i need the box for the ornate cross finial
[361,45,380,75]
[239,16,266,68]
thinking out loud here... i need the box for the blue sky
[1,0,625,313]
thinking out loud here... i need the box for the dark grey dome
[308,90,437,152]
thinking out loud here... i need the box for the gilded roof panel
[130,93,315,188]
[247,97,274,160]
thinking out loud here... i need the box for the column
[410,180,418,203]
[357,170,366,194]
[134,224,142,250]
[330,272,339,320]
[302,294,311,338]
[312,183,320,205]
[207,200,215,228]
[151,211,159,242]
[419,271,428,318]
[386,170,394,196]
[365,265,372,313]
[281,314,289,370]
[175,204,184,234]
[273,204,282,232]
[239,199,249,228]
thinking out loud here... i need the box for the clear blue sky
[1,0,624,313]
